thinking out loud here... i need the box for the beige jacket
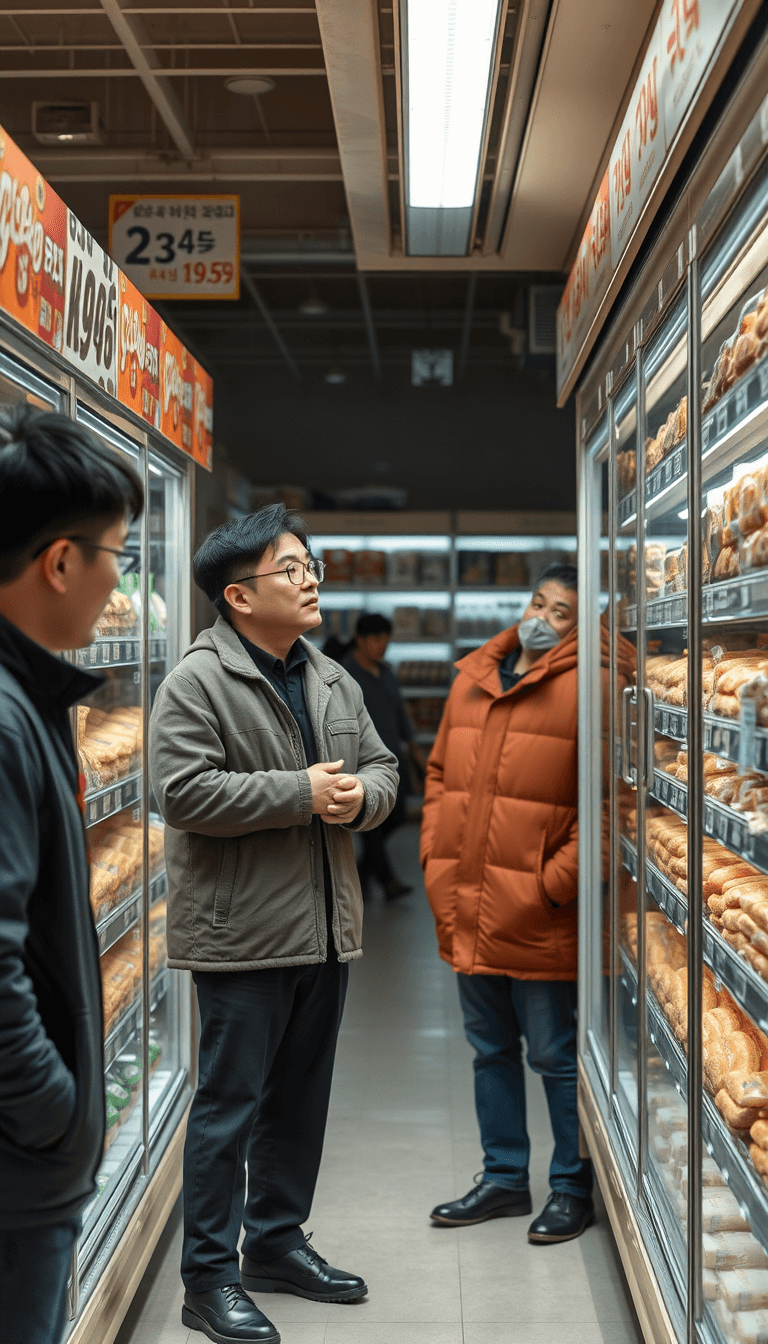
[149,618,399,971]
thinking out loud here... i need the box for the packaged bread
[718,1268,768,1312]
[96,589,137,638]
[704,1233,768,1270]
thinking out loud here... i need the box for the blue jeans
[457,974,592,1198]
[0,1218,80,1344]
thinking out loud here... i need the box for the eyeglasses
[234,558,325,587]
[32,536,142,576]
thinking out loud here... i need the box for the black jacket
[0,614,105,1229]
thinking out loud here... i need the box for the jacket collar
[199,616,343,686]
[0,612,103,710]
[456,622,579,699]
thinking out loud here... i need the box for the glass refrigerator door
[639,295,690,1311]
[146,447,191,1154]
[70,408,146,1284]
[692,148,768,1344]
[0,345,64,412]
[614,377,642,1156]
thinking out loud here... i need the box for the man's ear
[223,581,254,615]
[39,539,72,596]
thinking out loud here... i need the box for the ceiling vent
[32,102,104,145]
[528,285,560,354]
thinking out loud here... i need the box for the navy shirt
[236,633,336,957]
[499,647,524,693]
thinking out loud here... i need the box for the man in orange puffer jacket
[422,563,594,1244]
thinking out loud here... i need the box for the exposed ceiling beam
[356,274,382,383]
[99,0,195,157]
[34,146,343,182]
[314,0,390,266]
[240,268,302,382]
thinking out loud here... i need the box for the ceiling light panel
[403,0,503,256]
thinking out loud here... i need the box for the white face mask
[518,616,561,651]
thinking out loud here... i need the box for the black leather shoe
[527,1192,595,1243]
[181,1284,280,1343]
[241,1237,367,1303]
[430,1177,532,1226]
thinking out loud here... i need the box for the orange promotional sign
[160,321,194,456]
[117,271,161,430]
[0,129,67,354]
[192,361,213,470]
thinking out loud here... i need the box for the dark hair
[193,502,310,620]
[0,404,144,584]
[536,562,578,592]
[355,612,393,638]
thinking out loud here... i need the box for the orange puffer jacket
[421,622,611,980]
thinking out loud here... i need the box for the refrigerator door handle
[621,685,636,786]
[642,686,656,790]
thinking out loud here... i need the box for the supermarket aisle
[115,824,643,1344]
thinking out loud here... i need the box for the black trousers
[181,960,349,1292]
[0,1218,80,1344]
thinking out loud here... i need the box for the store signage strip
[557,0,743,398]
[0,123,213,468]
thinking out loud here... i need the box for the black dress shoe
[241,1237,367,1303]
[181,1284,280,1343]
[430,1178,532,1226]
[527,1192,595,1243]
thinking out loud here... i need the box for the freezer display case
[577,47,768,1344]
[0,323,195,1341]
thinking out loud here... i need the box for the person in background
[0,405,144,1344]
[422,564,610,1245]
[343,613,426,899]
[150,505,398,1344]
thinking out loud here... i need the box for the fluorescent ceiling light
[405,0,501,211]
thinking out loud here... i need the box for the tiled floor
[115,824,644,1344]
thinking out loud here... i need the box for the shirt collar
[0,612,104,710]
[237,632,308,679]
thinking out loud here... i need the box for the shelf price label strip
[85,772,141,828]
[653,704,768,775]
[96,870,167,954]
[102,968,169,1071]
[618,945,768,1262]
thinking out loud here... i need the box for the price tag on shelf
[109,195,240,300]
[740,699,757,772]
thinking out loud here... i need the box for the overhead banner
[64,210,118,397]
[108,194,240,301]
[118,271,161,431]
[0,130,67,355]
[0,121,213,468]
[557,0,741,398]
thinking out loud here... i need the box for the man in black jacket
[0,405,143,1344]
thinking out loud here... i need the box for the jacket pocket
[326,718,360,766]
[535,831,557,918]
[213,839,239,927]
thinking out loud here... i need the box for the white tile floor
[115,824,644,1344]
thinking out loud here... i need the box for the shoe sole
[430,1202,533,1227]
[528,1214,596,1244]
[240,1276,367,1304]
[181,1306,280,1343]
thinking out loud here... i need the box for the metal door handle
[642,686,656,790]
[621,685,636,786]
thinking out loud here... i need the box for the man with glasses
[150,504,398,1344]
[0,404,143,1344]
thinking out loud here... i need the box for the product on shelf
[495,553,529,586]
[89,818,165,921]
[645,396,688,475]
[101,943,138,1037]
[419,554,450,586]
[104,1097,120,1151]
[617,449,636,496]
[96,590,138,638]
[77,704,143,791]
[405,698,445,735]
[387,551,420,585]
[421,609,450,638]
[703,290,768,414]
[322,549,354,584]
[397,660,452,687]
[392,606,422,639]
[458,551,493,585]
[354,549,386,584]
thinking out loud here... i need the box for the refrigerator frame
[576,26,768,1344]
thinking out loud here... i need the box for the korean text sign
[109,195,240,300]
[0,129,67,354]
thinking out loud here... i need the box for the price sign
[662,0,736,145]
[610,24,665,269]
[0,126,67,354]
[109,195,239,300]
[64,211,118,395]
